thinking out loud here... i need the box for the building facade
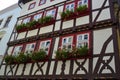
[0,4,21,64]
[0,0,120,80]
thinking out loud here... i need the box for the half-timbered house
[0,0,120,80]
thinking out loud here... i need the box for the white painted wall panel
[62,20,74,29]
[93,28,112,54]
[39,25,53,34]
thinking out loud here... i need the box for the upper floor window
[76,32,89,48]
[0,20,3,26]
[38,39,52,55]
[22,17,31,24]
[4,16,12,28]
[65,2,75,11]
[45,8,57,18]
[77,0,88,7]
[61,35,74,50]
[33,12,43,21]
[28,2,36,10]
[13,45,23,55]
[39,0,46,5]
[25,42,36,53]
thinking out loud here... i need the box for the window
[25,43,36,53]
[4,16,12,28]
[13,45,23,55]
[61,35,74,50]
[77,0,88,7]
[39,0,46,5]
[39,39,52,55]
[28,2,36,10]
[0,20,3,26]
[33,12,43,21]
[76,32,89,48]
[65,2,75,11]
[45,8,57,18]
[22,17,31,24]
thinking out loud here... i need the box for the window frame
[44,7,58,19]
[22,16,31,24]
[3,16,12,28]
[12,44,24,55]
[59,34,75,50]
[39,0,46,6]
[37,38,52,56]
[76,31,91,48]
[24,42,36,54]
[32,12,44,21]
[28,2,36,10]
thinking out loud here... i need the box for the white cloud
[0,0,18,11]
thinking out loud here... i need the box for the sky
[0,0,18,11]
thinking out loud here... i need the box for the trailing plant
[55,46,89,59]
[76,46,89,56]
[76,5,87,12]
[27,20,38,28]
[31,49,47,61]
[61,10,74,20]
[16,23,27,31]
[55,49,69,59]
[38,16,53,24]
[4,55,16,64]
[16,53,30,63]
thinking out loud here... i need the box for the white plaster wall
[62,20,74,29]
[93,56,115,74]
[92,8,111,22]
[49,61,55,75]
[0,65,5,75]
[73,59,89,74]
[92,0,109,10]
[27,29,38,37]
[39,25,53,34]
[76,16,89,26]
[7,47,14,55]
[17,32,26,39]
[0,5,21,55]
[93,28,113,54]
[52,37,59,59]
[20,0,66,16]
[54,21,61,31]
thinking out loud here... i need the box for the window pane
[4,16,12,28]
[34,13,42,21]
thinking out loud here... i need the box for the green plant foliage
[76,5,87,12]
[16,23,26,31]
[16,53,30,63]
[61,10,74,19]
[4,55,15,64]
[31,49,47,61]
[76,46,88,56]
[27,20,38,28]
[38,16,53,24]
[55,49,69,59]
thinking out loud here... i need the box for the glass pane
[84,34,88,40]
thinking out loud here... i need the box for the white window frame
[61,36,73,50]
[39,40,51,55]
[22,17,31,24]
[46,8,56,18]
[33,13,43,21]
[77,0,88,7]
[65,2,75,11]
[39,0,46,5]
[25,43,36,53]
[76,33,89,48]
[13,45,23,55]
